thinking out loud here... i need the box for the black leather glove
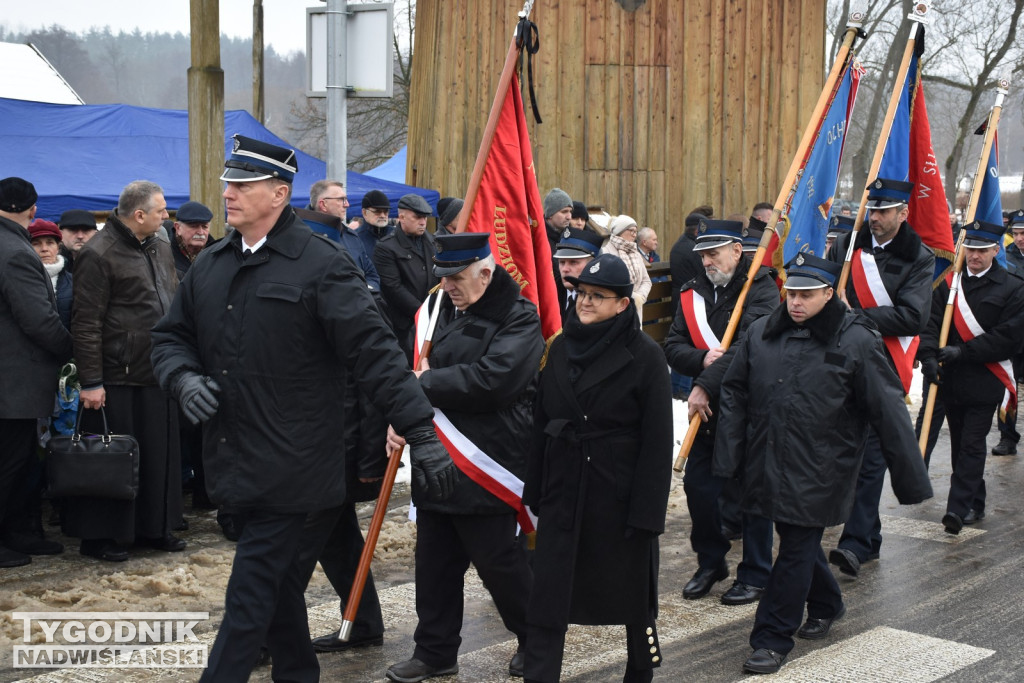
[920,356,941,385]
[405,426,459,501]
[173,372,221,425]
[937,345,963,365]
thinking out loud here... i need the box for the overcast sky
[0,0,312,55]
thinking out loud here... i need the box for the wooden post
[188,0,226,238]
[252,0,265,125]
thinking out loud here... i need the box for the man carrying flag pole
[826,4,936,579]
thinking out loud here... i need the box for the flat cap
[398,194,432,216]
[175,200,213,223]
[58,209,98,230]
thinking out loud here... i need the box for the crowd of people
[1,135,1022,682]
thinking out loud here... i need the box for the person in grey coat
[0,178,73,567]
[715,253,932,675]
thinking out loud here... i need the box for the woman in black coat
[522,254,674,683]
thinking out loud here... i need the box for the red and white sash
[850,250,919,393]
[412,294,537,533]
[952,286,1017,415]
[679,289,722,351]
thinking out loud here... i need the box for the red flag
[465,73,560,339]
[908,78,956,283]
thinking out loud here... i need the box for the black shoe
[173,518,189,532]
[136,534,187,552]
[80,540,129,562]
[672,390,690,401]
[3,532,63,555]
[963,509,985,525]
[683,562,728,599]
[218,515,241,542]
[942,512,964,535]
[743,648,785,674]
[311,631,383,652]
[509,651,525,677]
[0,545,31,568]
[386,657,458,683]
[720,580,763,605]
[797,603,846,640]
[828,547,861,577]
[992,438,1017,455]
[254,646,270,667]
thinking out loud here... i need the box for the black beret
[0,177,38,214]
[361,190,391,210]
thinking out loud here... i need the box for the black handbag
[46,407,140,500]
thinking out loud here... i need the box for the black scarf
[562,301,638,382]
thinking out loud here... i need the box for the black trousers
[684,434,773,587]
[945,403,996,517]
[306,501,385,638]
[412,509,531,668]
[750,522,843,657]
[0,418,37,534]
[201,508,332,683]
[837,428,884,562]
[524,610,661,683]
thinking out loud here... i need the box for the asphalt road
[6,399,1024,682]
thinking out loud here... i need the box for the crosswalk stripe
[880,514,986,542]
[729,626,994,682]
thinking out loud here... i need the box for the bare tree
[828,0,1023,206]
[288,0,415,172]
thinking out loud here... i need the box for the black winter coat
[151,207,435,514]
[72,211,178,387]
[920,263,1024,406]
[668,232,703,310]
[523,304,673,627]
[714,298,933,527]
[416,267,545,515]
[829,221,934,338]
[663,258,779,435]
[0,216,73,419]
[373,228,438,334]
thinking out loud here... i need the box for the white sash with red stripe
[952,285,1017,414]
[850,250,919,393]
[411,295,537,533]
[679,289,721,351]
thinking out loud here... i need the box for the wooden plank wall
[407,0,825,247]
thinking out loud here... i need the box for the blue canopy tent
[0,97,438,221]
[365,145,407,184]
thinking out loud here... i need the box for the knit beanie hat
[609,214,638,236]
[543,188,572,218]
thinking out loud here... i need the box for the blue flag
[974,135,1005,265]
[877,46,920,184]
[781,62,862,262]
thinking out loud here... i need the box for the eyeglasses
[577,289,614,303]
[322,196,349,203]
[367,208,389,216]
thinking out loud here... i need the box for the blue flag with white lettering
[780,62,862,263]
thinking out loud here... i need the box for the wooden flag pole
[453,0,536,234]
[836,3,931,294]
[672,5,868,472]
[339,291,445,641]
[917,74,1009,458]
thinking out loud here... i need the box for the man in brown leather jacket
[69,180,183,561]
